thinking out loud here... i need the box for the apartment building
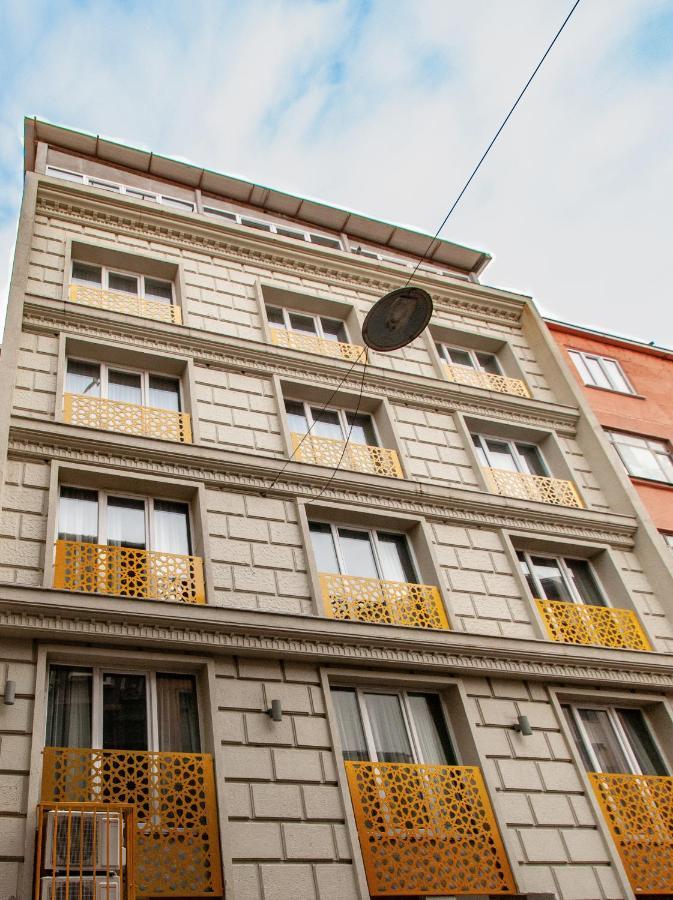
[548,320,673,552]
[1,117,673,900]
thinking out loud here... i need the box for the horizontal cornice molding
[9,419,637,545]
[23,300,580,435]
[1,586,672,690]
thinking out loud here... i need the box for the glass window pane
[48,167,85,183]
[338,529,378,579]
[446,348,473,368]
[565,559,603,606]
[562,706,594,771]
[149,376,180,412]
[530,556,572,602]
[102,673,147,751]
[66,360,101,397]
[311,408,343,441]
[310,234,341,249]
[204,206,237,222]
[72,262,102,286]
[485,439,518,472]
[346,413,377,446]
[265,305,285,327]
[616,442,666,481]
[516,551,538,596]
[516,444,546,476]
[240,216,272,231]
[58,487,98,543]
[46,666,92,748]
[89,179,120,192]
[108,370,142,405]
[617,709,667,776]
[107,496,146,549]
[276,227,304,241]
[568,351,594,386]
[320,318,347,342]
[309,523,340,573]
[365,693,414,763]
[153,500,191,555]
[125,188,157,202]
[408,694,455,765]
[285,400,308,434]
[471,435,489,467]
[584,356,611,389]
[161,196,194,211]
[602,359,631,393]
[577,708,632,774]
[331,688,368,761]
[476,352,500,375]
[144,278,173,303]
[289,313,317,335]
[376,533,416,583]
[108,272,139,295]
[157,674,200,753]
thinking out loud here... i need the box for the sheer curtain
[58,487,98,543]
[65,360,101,397]
[149,376,180,412]
[46,666,92,748]
[107,497,146,549]
[308,524,340,573]
[331,689,368,761]
[407,694,454,765]
[153,501,190,554]
[377,534,416,583]
[365,693,413,763]
[157,674,200,752]
[108,370,142,405]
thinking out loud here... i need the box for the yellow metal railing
[69,284,182,325]
[320,572,448,630]
[41,748,222,898]
[268,326,365,362]
[483,467,583,508]
[345,761,515,896]
[291,433,403,478]
[64,393,192,443]
[536,599,651,651]
[443,363,530,398]
[588,772,673,895]
[53,540,205,604]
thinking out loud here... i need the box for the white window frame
[565,703,667,775]
[46,165,195,211]
[265,304,350,343]
[472,433,550,477]
[285,399,379,447]
[517,550,606,606]
[567,349,634,394]
[310,521,419,584]
[436,343,501,373]
[65,358,182,411]
[349,244,453,277]
[202,205,342,249]
[58,486,193,555]
[662,533,673,550]
[71,260,175,305]
[606,430,673,484]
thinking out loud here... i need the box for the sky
[1,0,672,345]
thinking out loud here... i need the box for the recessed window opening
[568,350,634,394]
[66,359,181,412]
[517,551,605,607]
[202,205,342,249]
[266,304,348,343]
[309,522,417,584]
[606,431,673,484]
[71,261,174,305]
[472,434,548,476]
[285,399,377,447]
[437,343,501,374]
[46,166,195,211]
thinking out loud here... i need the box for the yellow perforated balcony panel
[320,573,448,630]
[536,599,651,651]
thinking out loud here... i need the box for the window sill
[584,384,645,399]
[629,476,673,491]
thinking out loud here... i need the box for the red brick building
[548,319,673,547]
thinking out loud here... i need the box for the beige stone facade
[1,119,673,900]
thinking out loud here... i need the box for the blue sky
[1,0,672,344]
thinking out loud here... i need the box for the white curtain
[58,488,98,543]
[365,693,413,764]
[331,689,368,761]
[153,501,190,554]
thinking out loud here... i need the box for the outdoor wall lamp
[3,680,16,705]
[512,714,533,736]
[266,699,283,722]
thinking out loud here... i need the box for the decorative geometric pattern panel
[268,326,365,362]
[588,772,673,895]
[483,467,583,508]
[536,599,651,651]
[320,573,448,630]
[64,393,192,443]
[291,433,403,479]
[53,540,206,604]
[41,748,223,898]
[345,761,516,896]
[69,284,182,325]
[443,363,530,398]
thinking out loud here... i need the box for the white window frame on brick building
[606,431,673,484]
[65,358,183,413]
[516,551,606,608]
[471,433,549,477]
[265,304,350,344]
[567,349,634,394]
[46,165,195,211]
[284,399,379,447]
[309,522,419,585]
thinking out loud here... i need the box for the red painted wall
[548,323,673,533]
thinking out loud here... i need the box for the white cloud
[0,0,672,345]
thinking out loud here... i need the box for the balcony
[320,573,448,630]
[588,772,673,895]
[64,393,192,443]
[268,326,365,362]
[41,747,223,898]
[536,599,651,651]
[69,284,182,324]
[291,433,403,478]
[345,761,515,896]
[53,540,205,604]
[443,363,530,398]
[483,467,583,508]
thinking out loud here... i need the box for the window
[285,399,377,446]
[606,431,673,484]
[46,664,201,753]
[472,434,548,476]
[58,487,192,555]
[350,244,454,277]
[46,166,195,211]
[71,261,174,305]
[436,343,501,375]
[517,551,604,607]
[202,205,342,249]
[563,704,666,776]
[567,350,634,394]
[266,304,348,343]
[66,359,181,412]
[309,522,417,584]
[331,687,456,765]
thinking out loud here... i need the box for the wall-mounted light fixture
[3,680,16,706]
[512,714,532,736]
[266,699,283,722]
